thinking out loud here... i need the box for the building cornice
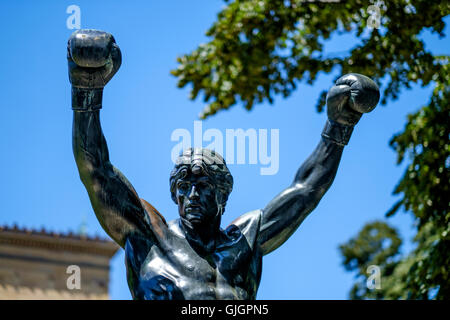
[0,226,120,257]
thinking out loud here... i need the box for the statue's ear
[215,192,226,214]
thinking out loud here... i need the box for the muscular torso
[125,216,262,300]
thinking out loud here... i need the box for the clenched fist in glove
[68,29,122,111]
[322,73,380,146]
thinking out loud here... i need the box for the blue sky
[0,1,448,299]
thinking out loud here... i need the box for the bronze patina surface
[68,29,380,300]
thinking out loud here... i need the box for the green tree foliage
[341,69,449,299]
[339,221,404,299]
[172,0,450,299]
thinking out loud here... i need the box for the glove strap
[321,119,354,146]
[72,87,103,111]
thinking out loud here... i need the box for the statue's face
[175,168,220,228]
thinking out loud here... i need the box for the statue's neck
[179,218,221,256]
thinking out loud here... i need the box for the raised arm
[69,29,163,248]
[254,74,380,255]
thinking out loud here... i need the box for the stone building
[0,225,119,299]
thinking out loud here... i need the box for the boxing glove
[68,29,121,89]
[68,29,122,111]
[326,73,380,126]
[322,73,380,145]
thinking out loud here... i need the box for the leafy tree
[339,221,404,299]
[172,0,450,299]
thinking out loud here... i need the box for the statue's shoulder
[228,209,262,251]
[166,218,186,238]
[140,198,167,226]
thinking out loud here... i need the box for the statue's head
[170,148,233,230]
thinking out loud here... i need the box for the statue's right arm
[69,30,164,248]
[73,110,158,248]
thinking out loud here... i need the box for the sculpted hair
[169,148,233,210]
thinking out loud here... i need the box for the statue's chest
[131,232,259,299]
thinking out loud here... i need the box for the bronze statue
[68,29,380,300]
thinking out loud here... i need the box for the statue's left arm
[233,74,380,256]
[257,125,346,255]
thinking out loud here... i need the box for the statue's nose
[188,185,200,199]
